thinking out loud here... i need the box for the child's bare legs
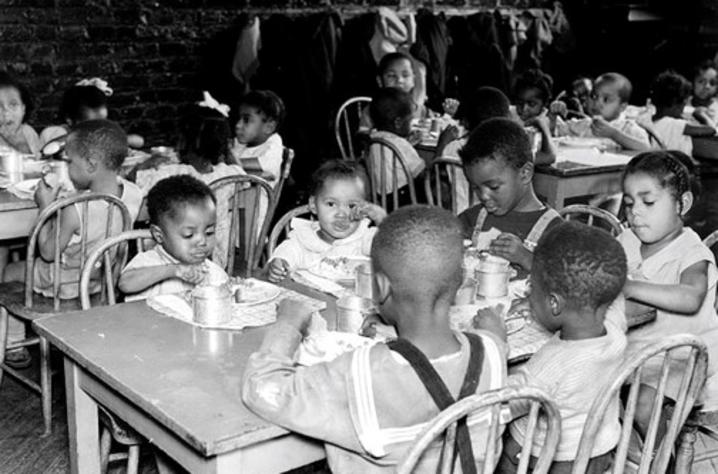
[2,260,29,367]
[634,384,670,448]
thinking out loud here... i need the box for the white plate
[308,256,371,283]
[230,279,281,306]
[8,178,39,198]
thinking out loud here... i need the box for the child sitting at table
[229,89,285,188]
[650,70,716,156]
[555,72,650,152]
[267,159,385,282]
[511,70,558,166]
[119,175,228,301]
[687,60,718,128]
[0,71,40,156]
[244,205,507,472]
[497,221,627,474]
[619,150,718,437]
[367,87,425,201]
[2,119,142,368]
[458,117,562,276]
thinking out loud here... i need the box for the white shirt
[652,116,693,155]
[230,133,283,187]
[122,245,228,302]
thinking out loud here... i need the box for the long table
[0,190,37,240]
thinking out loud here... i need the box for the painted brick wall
[0,0,540,145]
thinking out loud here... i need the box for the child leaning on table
[119,175,228,301]
[267,159,386,282]
[229,89,285,188]
[244,206,508,472]
[2,119,143,368]
[619,151,718,438]
[495,221,627,474]
[458,118,562,276]
[687,59,718,128]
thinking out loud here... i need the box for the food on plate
[312,256,369,282]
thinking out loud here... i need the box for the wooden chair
[209,174,275,277]
[0,193,132,435]
[265,204,312,258]
[335,96,372,160]
[79,229,151,474]
[363,135,419,211]
[397,386,561,474]
[559,204,624,237]
[572,334,708,474]
[424,158,476,214]
[703,230,718,250]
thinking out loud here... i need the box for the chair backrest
[572,334,708,474]
[397,386,561,474]
[424,158,476,214]
[24,192,132,310]
[209,174,275,277]
[265,204,312,258]
[703,230,718,250]
[559,204,624,236]
[335,96,372,160]
[363,135,418,211]
[79,229,152,310]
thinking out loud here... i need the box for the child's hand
[473,304,506,341]
[548,100,568,118]
[174,263,208,285]
[436,125,460,150]
[276,298,314,335]
[408,128,423,146]
[442,98,460,117]
[489,233,532,269]
[591,117,617,139]
[350,201,387,224]
[34,177,60,209]
[525,114,550,132]
[268,258,290,283]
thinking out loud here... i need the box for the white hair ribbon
[198,91,230,118]
[75,77,114,96]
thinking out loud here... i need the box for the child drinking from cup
[650,70,716,156]
[244,206,507,472]
[230,89,285,188]
[0,71,40,156]
[267,160,385,283]
[458,118,562,276]
[619,151,718,436]
[119,175,228,301]
[497,221,627,473]
[2,120,142,368]
[687,60,718,128]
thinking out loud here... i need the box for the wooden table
[0,190,37,240]
[33,301,328,474]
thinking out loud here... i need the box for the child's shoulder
[124,246,166,270]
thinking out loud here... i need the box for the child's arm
[591,117,650,152]
[683,123,717,137]
[433,125,460,161]
[489,233,533,271]
[472,304,507,342]
[118,263,207,295]
[624,261,709,314]
[351,201,387,225]
[34,180,80,262]
[525,116,557,166]
[267,258,290,283]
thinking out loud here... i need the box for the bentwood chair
[265,204,312,259]
[209,174,275,277]
[362,135,419,212]
[572,334,708,474]
[0,193,132,435]
[79,229,151,474]
[335,96,372,160]
[424,158,476,214]
[397,386,561,474]
[559,204,624,237]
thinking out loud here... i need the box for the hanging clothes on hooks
[410,9,451,111]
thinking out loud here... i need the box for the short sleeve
[122,249,158,272]
[361,226,378,256]
[271,238,304,270]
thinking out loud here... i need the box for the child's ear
[262,118,277,135]
[85,155,98,173]
[519,161,534,184]
[549,292,564,317]
[618,101,628,113]
[149,224,164,244]
[374,271,392,308]
[308,196,317,214]
[679,191,694,216]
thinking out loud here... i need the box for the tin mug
[191,285,232,326]
[0,151,23,184]
[336,295,372,334]
[354,263,373,300]
[476,270,510,298]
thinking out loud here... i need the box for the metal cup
[191,285,232,326]
[0,150,24,183]
[336,295,372,334]
[476,270,510,298]
[354,263,373,300]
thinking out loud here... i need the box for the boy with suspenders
[243,206,507,472]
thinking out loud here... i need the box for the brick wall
[0,0,542,146]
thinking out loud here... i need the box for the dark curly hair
[369,87,413,133]
[461,86,511,131]
[147,175,217,226]
[650,70,692,109]
[59,85,108,123]
[66,119,127,171]
[310,159,368,197]
[238,89,285,128]
[0,71,34,121]
[623,150,700,213]
[459,117,532,169]
[514,68,554,105]
[533,221,627,309]
[179,104,231,167]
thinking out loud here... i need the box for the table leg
[64,358,100,474]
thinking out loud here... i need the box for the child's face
[156,199,217,264]
[515,87,545,122]
[0,86,25,135]
[623,172,685,246]
[381,59,415,93]
[235,105,274,146]
[309,177,365,242]
[528,273,560,332]
[694,68,718,101]
[464,158,529,216]
[587,80,625,121]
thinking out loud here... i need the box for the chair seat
[0,281,93,321]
